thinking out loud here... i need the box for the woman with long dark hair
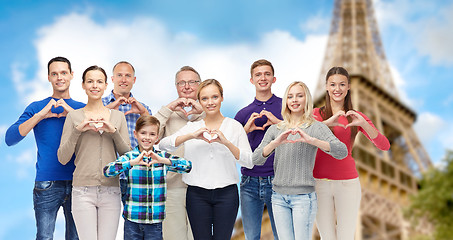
[314,67,390,240]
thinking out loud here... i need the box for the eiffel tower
[313,0,433,239]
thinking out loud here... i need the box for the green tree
[406,150,453,239]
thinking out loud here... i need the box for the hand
[125,97,149,115]
[96,118,117,133]
[186,99,203,116]
[147,151,171,165]
[290,128,315,144]
[76,117,98,132]
[105,96,128,110]
[192,127,212,143]
[244,113,266,133]
[209,129,228,145]
[55,99,74,118]
[130,151,150,167]
[323,110,346,128]
[259,110,281,128]
[37,99,59,119]
[273,129,296,145]
[345,110,366,128]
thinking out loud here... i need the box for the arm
[159,122,196,152]
[107,113,132,155]
[312,122,348,159]
[103,152,135,177]
[16,99,58,139]
[349,111,390,151]
[57,112,83,165]
[252,126,278,165]
[158,151,192,173]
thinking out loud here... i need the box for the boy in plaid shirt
[104,115,191,240]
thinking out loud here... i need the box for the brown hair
[135,115,160,133]
[250,59,274,77]
[319,66,357,142]
[196,79,223,100]
[82,65,107,83]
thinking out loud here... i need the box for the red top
[313,108,390,180]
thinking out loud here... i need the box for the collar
[104,90,134,103]
[253,94,278,106]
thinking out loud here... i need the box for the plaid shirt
[102,91,152,149]
[104,146,192,224]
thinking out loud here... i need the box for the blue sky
[1,0,452,239]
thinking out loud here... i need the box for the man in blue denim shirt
[234,59,282,240]
[102,61,152,205]
[5,57,85,240]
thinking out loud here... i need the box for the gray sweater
[253,121,347,195]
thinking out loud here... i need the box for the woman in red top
[313,67,390,240]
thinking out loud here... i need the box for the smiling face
[112,63,136,97]
[134,124,159,152]
[198,84,223,115]
[326,74,350,104]
[48,61,73,93]
[250,65,276,93]
[82,70,107,100]
[286,84,306,115]
[176,70,200,99]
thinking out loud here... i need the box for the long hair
[277,81,315,130]
[319,66,358,142]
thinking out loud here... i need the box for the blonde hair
[277,81,315,129]
[196,79,223,100]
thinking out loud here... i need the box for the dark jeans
[124,219,162,240]
[33,180,78,240]
[240,175,278,240]
[186,184,239,240]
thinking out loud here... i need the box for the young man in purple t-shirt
[234,59,282,240]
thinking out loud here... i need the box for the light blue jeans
[271,191,317,240]
[240,175,278,240]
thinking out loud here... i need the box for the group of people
[6,57,390,240]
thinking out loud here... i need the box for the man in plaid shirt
[102,61,152,205]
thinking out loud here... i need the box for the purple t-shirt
[234,94,282,177]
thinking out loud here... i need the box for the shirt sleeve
[252,125,277,166]
[5,103,37,146]
[109,112,132,155]
[57,112,82,165]
[313,122,348,159]
[159,122,194,152]
[103,153,133,177]
[154,106,173,139]
[357,111,390,151]
[234,121,254,168]
[161,151,192,173]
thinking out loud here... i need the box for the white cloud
[13,12,327,115]
[299,13,330,34]
[374,0,453,66]
[414,112,446,145]
[6,148,36,179]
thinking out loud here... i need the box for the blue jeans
[271,191,317,240]
[124,219,162,240]
[240,175,278,240]
[186,184,239,240]
[33,180,78,240]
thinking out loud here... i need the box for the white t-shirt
[159,117,253,189]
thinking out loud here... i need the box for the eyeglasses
[176,80,200,87]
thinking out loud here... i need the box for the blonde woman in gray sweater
[253,81,347,240]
